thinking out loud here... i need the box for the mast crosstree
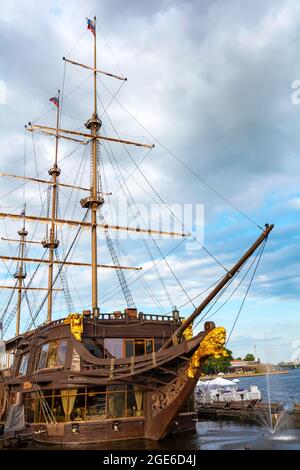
[0,16,171,333]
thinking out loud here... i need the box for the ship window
[135,340,145,356]
[48,341,59,368]
[18,353,29,376]
[37,344,49,369]
[57,340,67,365]
[125,340,134,357]
[124,339,154,357]
[36,340,67,370]
[25,385,144,423]
[146,339,153,354]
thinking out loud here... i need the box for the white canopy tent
[205,377,236,388]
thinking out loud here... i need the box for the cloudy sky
[0,0,300,363]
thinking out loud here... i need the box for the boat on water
[0,17,273,446]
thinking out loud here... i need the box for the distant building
[229,360,260,374]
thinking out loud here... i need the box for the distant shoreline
[201,370,289,380]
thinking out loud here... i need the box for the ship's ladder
[35,384,57,424]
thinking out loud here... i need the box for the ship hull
[1,315,214,446]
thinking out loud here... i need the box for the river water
[90,368,300,449]
[235,368,300,408]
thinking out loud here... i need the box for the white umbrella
[196,380,209,389]
[206,377,236,388]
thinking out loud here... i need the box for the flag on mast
[49,96,59,108]
[86,18,95,36]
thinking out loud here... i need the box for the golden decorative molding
[64,313,84,341]
[187,327,227,378]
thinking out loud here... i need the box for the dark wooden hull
[1,315,213,445]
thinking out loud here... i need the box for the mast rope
[0,280,18,335]
[55,248,74,313]
[99,97,230,275]
[101,128,185,308]
[98,113,191,307]
[0,142,84,203]
[203,240,267,323]
[24,290,37,329]
[97,110,176,308]
[187,239,267,337]
[99,109,227,308]
[26,210,89,330]
[101,150,169,312]
[226,237,267,347]
[97,22,124,77]
[101,237,186,305]
[31,132,44,207]
[100,80,125,118]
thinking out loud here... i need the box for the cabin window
[25,385,143,423]
[36,340,67,370]
[37,344,49,369]
[86,387,106,420]
[24,385,144,423]
[17,353,29,376]
[124,339,154,357]
[125,341,134,357]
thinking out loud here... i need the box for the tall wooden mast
[14,213,27,336]
[80,17,103,318]
[42,90,61,322]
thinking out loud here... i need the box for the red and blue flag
[49,96,59,108]
[86,18,95,36]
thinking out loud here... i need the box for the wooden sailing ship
[0,17,273,445]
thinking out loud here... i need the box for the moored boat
[0,16,274,446]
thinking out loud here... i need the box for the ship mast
[80,16,104,318]
[0,17,167,331]
[42,90,61,322]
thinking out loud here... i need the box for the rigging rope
[100,79,263,232]
[226,238,267,347]
[190,239,267,336]
[98,113,193,308]
[101,131,184,308]
[99,95,230,275]
[203,241,267,323]
[26,210,89,330]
